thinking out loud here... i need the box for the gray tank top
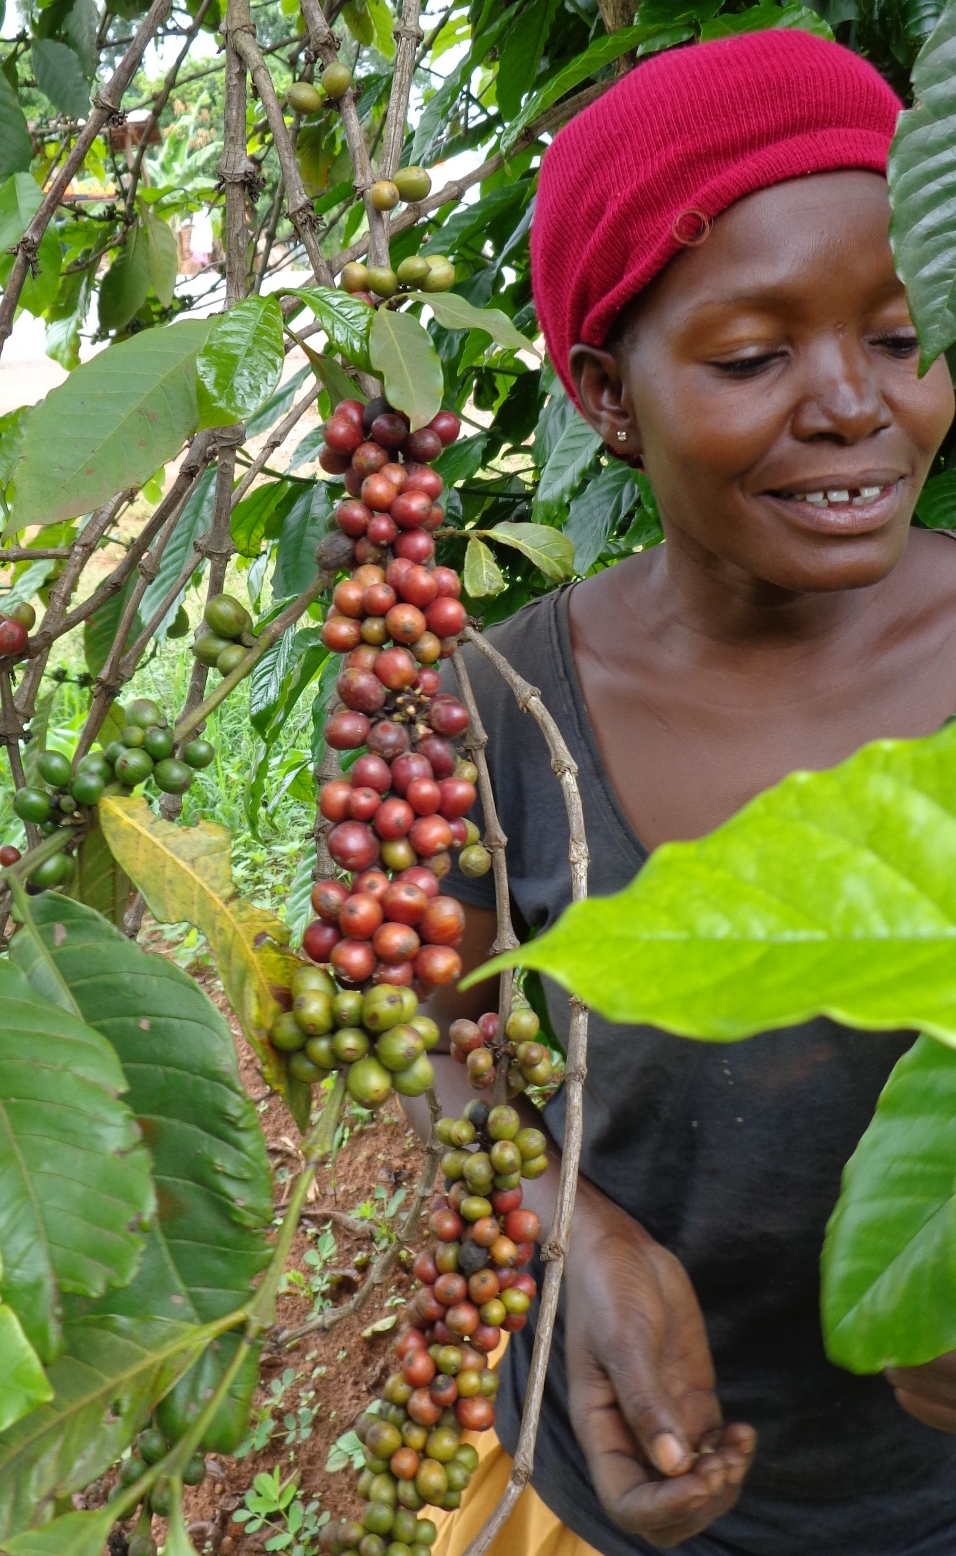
[445,585,956,1556]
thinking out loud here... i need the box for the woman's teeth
[781,486,884,507]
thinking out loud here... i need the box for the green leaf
[82,573,141,678]
[699,2,833,36]
[197,296,285,428]
[64,817,131,928]
[30,41,89,119]
[96,795,305,1120]
[250,624,327,741]
[14,896,273,1454]
[533,417,602,517]
[915,468,956,528]
[139,467,216,635]
[0,175,42,254]
[0,407,31,491]
[0,227,61,318]
[480,522,574,581]
[888,0,956,369]
[273,483,331,597]
[410,10,512,165]
[822,1033,956,1372]
[368,308,444,431]
[565,460,640,573]
[283,287,373,371]
[496,0,560,117]
[0,1314,202,1542]
[343,0,375,43]
[2,1504,116,1556]
[472,720,956,1045]
[8,320,210,531]
[433,431,488,488]
[405,290,535,354]
[0,959,153,1363]
[305,348,366,407]
[164,1485,201,1556]
[144,210,178,307]
[0,1307,52,1433]
[245,364,310,437]
[0,79,31,180]
[231,479,294,558]
[501,24,693,155]
[99,223,151,333]
[463,537,506,597]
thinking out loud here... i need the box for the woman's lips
[763,481,902,535]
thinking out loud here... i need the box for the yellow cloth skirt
[430,1426,601,1556]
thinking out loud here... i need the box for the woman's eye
[875,332,919,357]
[709,353,784,377]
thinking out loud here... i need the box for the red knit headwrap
[531,31,901,405]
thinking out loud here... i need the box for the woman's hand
[566,1182,756,1550]
[885,1353,956,1432]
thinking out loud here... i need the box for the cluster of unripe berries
[6,698,215,885]
[298,393,489,996]
[322,1102,541,1554]
[111,1424,207,1554]
[269,963,437,1108]
[0,601,35,661]
[191,592,255,678]
[450,1006,554,1096]
[286,60,354,115]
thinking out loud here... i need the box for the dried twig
[459,625,590,1556]
[380,0,423,182]
[0,0,174,360]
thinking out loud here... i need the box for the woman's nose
[790,339,892,444]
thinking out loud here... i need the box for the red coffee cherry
[327,820,380,871]
[344,465,364,497]
[367,513,400,547]
[350,754,391,793]
[456,1397,495,1432]
[374,797,415,840]
[406,778,442,816]
[323,415,364,453]
[326,710,371,749]
[397,864,441,899]
[425,598,466,639]
[391,753,434,794]
[336,397,366,429]
[420,895,466,946]
[372,921,420,964]
[437,778,476,819]
[432,566,462,598]
[381,461,407,490]
[311,877,349,921]
[403,464,444,499]
[319,444,351,475]
[336,667,387,715]
[363,582,397,617]
[330,937,377,984]
[352,440,389,476]
[381,880,429,925]
[391,490,432,530]
[347,786,383,822]
[321,616,362,652]
[406,427,443,462]
[403,1348,436,1388]
[319,779,353,822]
[336,499,372,537]
[302,919,341,962]
[409,814,454,857]
[416,735,456,778]
[429,410,462,445]
[415,944,463,986]
[339,892,384,940]
[385,603,428,644]
[370,411,410,449]
[395,530,435,563]
[333,579,365,618]
[398,565,438,608]
[367,720,410,760]
[362,473,398,511]
[375,646,419,691]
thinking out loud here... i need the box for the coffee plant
[2,0,956,1548]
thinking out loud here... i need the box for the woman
[416,29,956,1556]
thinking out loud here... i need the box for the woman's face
[570,171,955,593]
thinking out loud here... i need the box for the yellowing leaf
[98,796,303,1116]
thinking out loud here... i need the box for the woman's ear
[568,343,644,466]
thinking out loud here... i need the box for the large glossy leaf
[64,817,131,928]
[138,467,216,635]
[98,223,151,334]
[250,624,327,741]
[0,1314,202,1542]
[405,291,535,354]
[8,320,210,531]
[464,537,506,598]
[0,80,31,180]
[915,468,956,528]
[496,0,560,117]
[533,417,601,517]
[0,175,42,254]
[144,211,178,308]
[0,959,152,1363]
[888,0,956,369]
[480,521,574,581]
[700,2,833,36]
[501,23,693,155]
[565,460,640,574]
[272,482,330,598]
[369,308,444,430]
[14,896,273,1453]
[30,41,89,119]
[197,296,285,428]
[0,1266,52,1434]
[3,1505,116,1556]
[823,1033,956,1372]
[283,287,373,370]
[473,721,956,1044]
[231,479,294,558]
[97,795,303,1112]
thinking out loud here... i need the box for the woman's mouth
[763,481,902,534]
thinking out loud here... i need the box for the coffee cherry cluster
[450,1006,554,1096]
[299,394,485,997]
[321,1102,542,1554]
[110,1423,207,1555]
[192,593,254,678]
[0,601,34,661]
[269,962,437,1108]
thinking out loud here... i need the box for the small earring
[615,429,628,443]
